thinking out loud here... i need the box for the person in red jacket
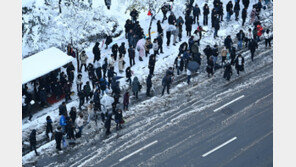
[256,24,263,41]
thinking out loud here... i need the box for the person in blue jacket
[60,114,67,134]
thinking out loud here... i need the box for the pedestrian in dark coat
[235,54,245,75]
[55,126,63,150]
[59,102,67,116]
[176,16,184,41]
[242,7,247,26]
[38,87,48,107]
[193,4,201,25]
[93,89,101,111]
[112,43,119,61]
[168,12,176,25]
[213,15,220,38]
[161,75,172,96]
[69,107,77,123]
[114,109,124,130]
[125,67,132,86]
[67,118,75,140]
[166,30,172,46]
[185,14,193,37]
[128,46,135,67]
[146,74,153,97]
[157,20,163,35]
[148,54,156,76]
[203,45,213,61]
[161,3,170,23]
[29,129,39,156]
[230,46,237,65]
[99,78,108,95]
[92,42,101,63]
[123,92,129,111]
[248,39,258,61]
[105,35,113,49]
[206,56,215,77]
[174,55,184,75]
[226,1,233,21]
[223,60,233,81]
[157,34,164,54]
[119,42,126,58]
[224,35,233,51]
[132,77,141,99]
[78,90,85,110]
[102,58,108,78]
[46,116,53,139]
[105,111,113,135]
[234,0,240,21]
[64,82,72,103]
[83,81,92,102]
[236,30,245,50]
[203,4,210,25]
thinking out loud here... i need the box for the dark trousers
[79,98,84,109]
[134,91,139,99]
[124,104,129,111]
[149,67,155,76]
[129,57,135,66]
[242,18,246,26]
[187,75,191,84]
[77,84,82,92]
[146,86,151,96]
[159,44,163,53]
[30,144,38,155]
[251,50,255,61]
[203,15,208,25]
[193,15,199,25]
[265,39,271,47]
[56,140,61,150]
[80,64,87,72]
[162,85,170,95]
[127,77,132,86]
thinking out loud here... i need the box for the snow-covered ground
[22,0,273,165]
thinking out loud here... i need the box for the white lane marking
[202,137,238,157]
[119,140,158,162]
[213,95,245,112]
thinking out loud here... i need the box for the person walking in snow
[78,89,85,110]
[157,34,164,54]
[264,29,272,48]
[174,55,184,75]
[59,102,67,116]
[55,126,63,151]
[99,78,108,95]
[132,77,141,99]
[161,74,172,96]
[105,35,113,49]
[111,43,119,61]
[203,3,210,26]
[224,35,233,52]
[223,60,233,81]
[114,109,124,130]
[148,54,156,76]
[248,39,258,61]
[75,113,84,138]
[80,51,88,72]
[29,129,39,156]
[46,116,53,140]
[226,1,234,22]
[203,45,213,62]
[176,16,184,42]
[146,74,153,97]
[168,12,176,25]
[87,101,94,123]
[243,0,250,9]
[185,14,193,37]
[213,15,220,39]
[234,0,240,21]
[186,68,192,84]
[130,9,139,23]
[236,30,245,50]
[69,107,77,124]
[193,4,201,25]
[161,3,170,23]
[235,54,245,76]
[206,56,215,78]
[105,110,113,135]
[83,81,92,102]
[93,88,101,111]
[92,42,101,64]
[123,92,129,111]
[242,7,247,26]
[128,45,136,67]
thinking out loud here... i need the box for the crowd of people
[26,0,273,155]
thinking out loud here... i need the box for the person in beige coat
[221,47,228,66]
[118,55,125,73]
[80,51,88,72]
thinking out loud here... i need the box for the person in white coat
[75,113,84,137]
[263,29,272,48]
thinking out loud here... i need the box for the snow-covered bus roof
[22,47,74,84]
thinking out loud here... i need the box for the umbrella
[112,76,124,81]
[187,61,200,72]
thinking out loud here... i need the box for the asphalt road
[87,71,273,167]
